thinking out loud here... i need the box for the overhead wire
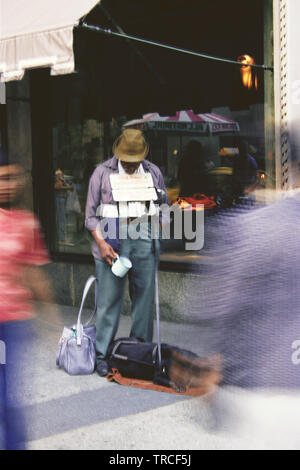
[80,22,274,72]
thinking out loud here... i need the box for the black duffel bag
[107,336,200,389]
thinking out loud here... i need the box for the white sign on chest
[109,173,157,202]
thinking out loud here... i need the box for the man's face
[120,161,140,175]
[0,164,25,205]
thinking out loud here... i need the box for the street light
[237,54,258,91]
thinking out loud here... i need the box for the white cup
[111,256,132,278]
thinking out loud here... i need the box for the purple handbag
[56,276,97,375]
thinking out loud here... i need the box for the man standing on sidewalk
[85,129,169,377]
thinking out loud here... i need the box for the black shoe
[96,360,109,377]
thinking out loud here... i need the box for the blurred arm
[23,266,54,304]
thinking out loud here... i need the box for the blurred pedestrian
[0,149,53,450]
[193,189,300,389]
[182,188,300,447]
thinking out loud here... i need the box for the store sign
[211,123,239,133]
[148,121,207,132]
[145,121,239,133]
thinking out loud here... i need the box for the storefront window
[49,0,274,267]
[51,101,271,262]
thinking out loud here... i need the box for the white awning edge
[0,26,75,82]
[0,0,100,83]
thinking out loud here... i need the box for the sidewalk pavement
[13,303,300,450]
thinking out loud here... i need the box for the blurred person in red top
[0,149,53,450]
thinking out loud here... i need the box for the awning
[124,110,240,134]
[0,0,100,82]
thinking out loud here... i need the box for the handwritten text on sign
[110,174,157,202]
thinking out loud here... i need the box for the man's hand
[91,230,118,266]
[98,240,118,266]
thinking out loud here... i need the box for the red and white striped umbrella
[124,110,240,134]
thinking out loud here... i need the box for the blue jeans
[0,321,34,450]
[95,233,158,363]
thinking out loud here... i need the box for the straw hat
[113,129,149,162]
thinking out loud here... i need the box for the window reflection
[52,102,270,260]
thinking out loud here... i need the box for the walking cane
[154,239,162,370]
[155,268,162,369]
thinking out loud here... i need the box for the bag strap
[76,276,97,346]
[83,278,98,327]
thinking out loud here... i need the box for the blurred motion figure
[196,187,300,390]
[0,149,52,450]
